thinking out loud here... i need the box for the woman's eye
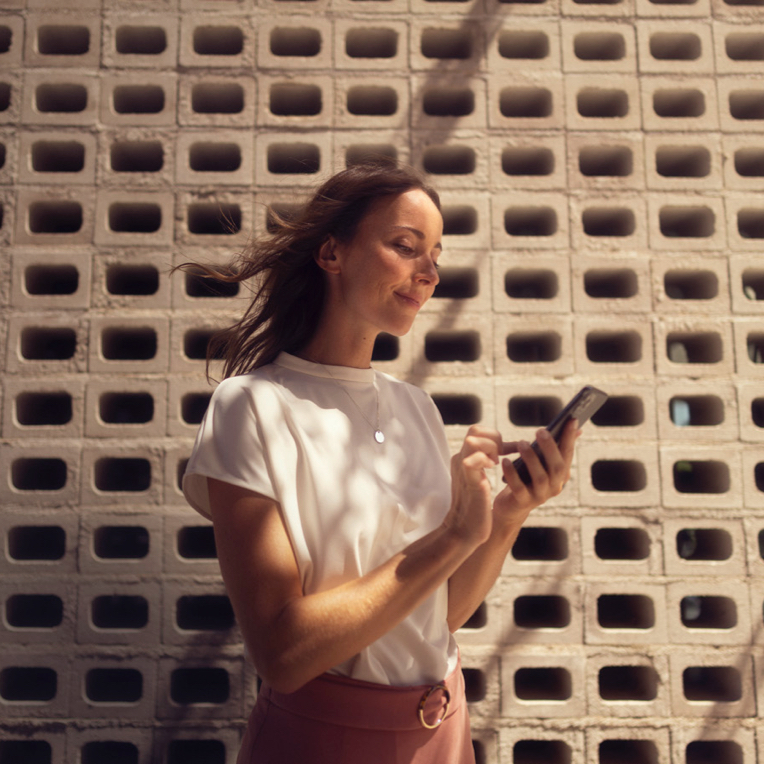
[396,243,414,254]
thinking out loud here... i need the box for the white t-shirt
[182,352,459,686]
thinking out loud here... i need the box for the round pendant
[374,430,385,444]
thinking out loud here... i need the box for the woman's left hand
[493,418,580,531]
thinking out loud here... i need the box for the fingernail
[538,429,550,441]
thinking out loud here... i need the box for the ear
[315,236,342,275]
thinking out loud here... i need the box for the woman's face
[327,188,443,339]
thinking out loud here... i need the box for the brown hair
[179,162,440,379]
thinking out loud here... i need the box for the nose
[417,257,440,286]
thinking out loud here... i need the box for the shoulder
[377,372,442,418]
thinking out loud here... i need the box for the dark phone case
[510,385,608,485]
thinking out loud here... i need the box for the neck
[296,308,377,369]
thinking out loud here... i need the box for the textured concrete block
[254,131,333,187]
[569,193,649,252]
[97,127,176,188]
[718,77,764,133]
[2,375,85,440]
[490,133,567,191]
[167,377,215,438]
[101,13,180,69]
[21,71,99,126]
[410,19,485,73]
[488,74,563,132]
[491,191,570,251]
[178,14,255,69]
[412,130,489,190]
[257,17,332,70]
[333,129,410,172]
[671,725,755,764]
[714,21,764,75]
[415,74,488,131]
[737,381,764,442]
[655,379,739,441]
[664,517,747,577]
[573,316,655,378]
[5,313,88,375]
[175,129,253,187]
[78,512,163,576]
[91,251,172,311]
[24,14,102,69]
[669,650,756,717]
[584,581,668,645]
[492,253,571,314]
[667,579,752,646]
[588,726,671,764]
[84,377,168,439]
[0,650,70,717]
[70,652,157,719]
[561,20,636,74]
[571,256,650,314]
[654,317,735,376]
[0,509,79,575]
[727,194,764,252]
[641,76,719,131]
[176,190,253,248]
[88,315,170,374]
[152,726,241,764]
[742,447,764,508]
[162,580,240,646]
[0,14,24,68]
[334,19,407,71]
[565,74,642,131]
[156,655,244,720]
[14,188,96,247]
[257,74,332,129]
[499,725,583,764]
[17,130,96,186]
[644,132,722,191]
[723,135,764,193]
[0,576,76,645]
[567,131,646,191]
[581,514,663,577]
[498,579,584,645]
[487,20,561,74]
[93,190,175,247]
[0,441,81,508]
[411,311,493,377]
[162,512,219,575]
[100,73,178,127]
[420,377,495,439]
[659,444,742,509]
[10,249,91,311]
[0,727,66,764]
[66,725,155,764]
[439,190,490,251]
[651,255,730,314]
[79,445,164,507]
[0,127,16,188]
[501,650,586,718]
[577,440,661,508]
[76,580,161,646]
[636,20,714,74]
[636,0,709,16]
[586,649,669,718]
[494,315,574,378]
[169,313,235,375]
[334,75,408,130]
[733,318,764,377]
[500,514,581,577]
[561,0,634,17]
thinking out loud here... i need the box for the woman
[181,162,578,763]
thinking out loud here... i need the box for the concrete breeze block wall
[1,1,764,763]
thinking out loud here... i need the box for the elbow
[252,651,315,695]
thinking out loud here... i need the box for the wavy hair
[177,162,440,379]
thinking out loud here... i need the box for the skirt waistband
[259,659,464,732]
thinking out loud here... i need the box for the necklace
[319,363,385,444]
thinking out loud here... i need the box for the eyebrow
[392,225,443,252]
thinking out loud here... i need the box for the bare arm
[446,420,579,632]
[209,477,486,695]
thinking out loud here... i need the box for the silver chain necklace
[319,363,385,444]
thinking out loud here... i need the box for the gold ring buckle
[417,683,451,729]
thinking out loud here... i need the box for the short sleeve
[182,377,277,518]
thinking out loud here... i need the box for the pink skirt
[236,659,475,764]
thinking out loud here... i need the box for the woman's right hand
[445,426,508,548]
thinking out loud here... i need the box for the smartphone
[509,385,608,485]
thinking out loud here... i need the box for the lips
[394,292,422,308]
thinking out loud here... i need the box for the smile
[394,292,421,308]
